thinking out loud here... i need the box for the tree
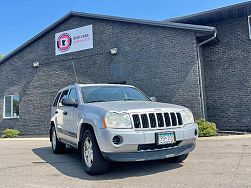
[0,54,3,59]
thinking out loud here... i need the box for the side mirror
[62,98,78,107]
[150,97,157,102]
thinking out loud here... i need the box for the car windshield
[82,86,150,103]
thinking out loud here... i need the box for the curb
[198,134,251,141]
[0,138,49,141]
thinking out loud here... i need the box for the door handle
[55,111,58,114]
[63,111,67,115]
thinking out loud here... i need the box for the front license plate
[156,132,176,145]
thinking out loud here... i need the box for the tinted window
[53,92,61,106]
[68,88,78,102]
[82,86,150,103]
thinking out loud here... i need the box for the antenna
[72,61,79,83]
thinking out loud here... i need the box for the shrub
[2,129,20,138]
[196,119,217,137]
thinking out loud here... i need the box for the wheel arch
[78,123,95,153]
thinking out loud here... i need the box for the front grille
[138,141,181,151]
[132,112,183,129]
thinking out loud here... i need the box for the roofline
[78,84,134,87]
[59,83,135,92]
[71,12,216,32]
[0,11,215,64]
[168,1,251,22]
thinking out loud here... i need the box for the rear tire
[169,154,189,163]
[81,129,109,175]
[51,126,66,154]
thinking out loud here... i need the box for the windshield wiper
[88,100,107,103]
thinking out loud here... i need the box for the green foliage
[196,119,217,137]
[0,54,3,59]
[2,129,20,138]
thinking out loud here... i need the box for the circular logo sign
[57,33,72,52]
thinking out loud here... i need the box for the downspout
[196,29,217,119]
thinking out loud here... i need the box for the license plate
[156,132,176,145]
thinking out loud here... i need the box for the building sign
[55,25,93,55]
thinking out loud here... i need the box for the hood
[87,101,187,113]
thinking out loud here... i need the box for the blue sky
[0,0,248,55]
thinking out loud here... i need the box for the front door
[62,88,79,144]
[55,89,69,140]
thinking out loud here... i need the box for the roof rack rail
[108,81,127,85]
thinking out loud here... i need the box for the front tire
[51,126,66,154]
[81,129,109,175]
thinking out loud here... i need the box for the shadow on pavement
[32,146,183,180]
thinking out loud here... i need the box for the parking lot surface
[0,136,251,188]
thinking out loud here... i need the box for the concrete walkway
[0,135,251,188]
[1,134,251,141]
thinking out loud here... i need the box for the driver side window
[58,89,69,106]
[68,88,78,102]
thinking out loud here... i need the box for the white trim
[248,15,251,39]
[3,95,19,119]
[11,96,13,118]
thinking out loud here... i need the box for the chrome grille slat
[154,113,159,127]
[132,112,183,129]
[146,114,151,128]
[162,113,166,127]
[175,113,179,126]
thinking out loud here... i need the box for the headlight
[104,112,132,129]
[181,109,194,125]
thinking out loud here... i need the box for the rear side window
[58,90,69,106]
[68,88,78,102]
[53,92,62,106]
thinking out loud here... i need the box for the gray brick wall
[202,17,251,131]
[0,16,202,135]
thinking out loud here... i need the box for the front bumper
[96,123,198,154]
[102,143,195,162]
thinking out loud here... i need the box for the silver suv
[50,84,198,175]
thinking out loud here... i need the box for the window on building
[248,15,251,39]
[4,95,19,118]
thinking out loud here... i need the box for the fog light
[195,129,198,137]
[112,136,121,145]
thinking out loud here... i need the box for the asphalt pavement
[0,135,251,188]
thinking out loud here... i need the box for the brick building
[0,2,250,135]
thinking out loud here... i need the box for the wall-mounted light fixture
[32,62,40,68]
[110,48,118,55]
